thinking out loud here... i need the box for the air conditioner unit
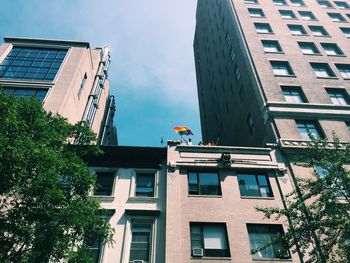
[132,260,145,263]
[192,248,204,257]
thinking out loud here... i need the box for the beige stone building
[0,37,117,145]
[85,146,167,263]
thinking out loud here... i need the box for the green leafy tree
[257,137,350,263]
[0,91,113,263]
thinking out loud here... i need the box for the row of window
[245,0,350,10]
[270,60,350,79]
[92,219,289,263]
[0,47,66,81]
[190,222,289,260]
[93,171,156,197]
[188,171,274,198]
[283,85,350,105]
[263,39,344,57]
[251,6,350,23]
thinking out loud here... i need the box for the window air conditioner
[192,248,204,257]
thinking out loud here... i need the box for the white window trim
[129,168,159,200]
[89,167,117,200]
[120,216,158,263]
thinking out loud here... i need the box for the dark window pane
[0,47,66,81]
[94,172,114,196]
[238,174,273,197]
[135,173,155,197]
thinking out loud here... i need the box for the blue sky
[0,0,201,146]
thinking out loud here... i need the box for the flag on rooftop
[173,126,193,136]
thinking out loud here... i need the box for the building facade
[0,37,117,145]
[85,146,167,263]
[166,141,300,263]
[194,0,350,147]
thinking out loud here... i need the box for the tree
[0,91,113,263]
[257,136,350,263]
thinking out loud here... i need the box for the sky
[0,0,201,146]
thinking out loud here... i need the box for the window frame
[298,11,317,21]
[321,43,344,56]
[334,1,350,9]
[296,120,324,140]
[92,170,116,197]
[190,222,231,258]
[326,88,350,105]
[309,25,330,37]
[297,42,321,55]
[279,10,297,19]
[288,24,308,35]
[254,22,273,34]
[270,61,295,77]
[310,62,336,78]
[261,40,283,53]
[327,12,347,22]
[247,224,290,260]
[335,63,350,79]
[248,8,265,18]
[282,86,307,103]
[135,172,156,197]
[237,173,274,198]
[130,169,159,199]
[188,171,222,196]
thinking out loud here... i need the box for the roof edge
[4,36,90,48]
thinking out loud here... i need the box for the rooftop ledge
[4,36,90,48]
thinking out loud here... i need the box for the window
[282,86,307,103]
[2,87,48,101]
[247,114,255,134]
[244,0,258,3]
[188,171,221,195]
[310,62,336,78]
[237,173,273,197]
[298,42,320,55]
[190,223,230,258]
[346,122,350,131]
[298,11,317,20]
[254,23,273,33]
[135,173,155,197]
[78,73,87,98]
[336,64,350,79]
[239,85,246,101]
[340,27,350,37]
[326,89,349,105]
[261,40,283,53]
[288,24,307,35]
[273,0,287,5]
[290,0,305,6]
[279,10,297,19]
[270,61,294,76]
[327,12,346,22]
[334,1,350,9]
[129,220,153,263]
[0,47,67,81]
[247,224,290,260]
[235,65,241,81]
[93,172,114,196]
[309,25,329,36]
[296,120,323,140]
[321,43,344,56]
[248,8,265,17]
[317,0,334,8]
[88,234,103,263]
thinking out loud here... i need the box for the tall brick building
[194,0,350,147]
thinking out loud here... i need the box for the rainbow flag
[173,126,193,136]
